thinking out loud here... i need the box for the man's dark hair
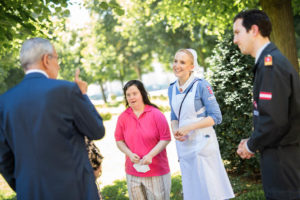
[123,80,158,109]
[234,9,272,37]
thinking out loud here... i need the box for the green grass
[100,173,264,200]
[0,173,264,200]
[229,174,264,199]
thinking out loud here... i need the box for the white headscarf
[186,48,200,72]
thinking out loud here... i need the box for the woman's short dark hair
[234,9,272,38]
[123,80,158,109]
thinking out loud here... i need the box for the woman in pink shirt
[115,80,171,200]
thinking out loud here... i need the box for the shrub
[150,95,158,100]
[110,94,117,101]
[170,174,183,200]
[107,100,123,108]
[159,105,171,113]
[101,180,129,200]
[207,31,260,176]
[158,94,168,101]
[101,112,112,121]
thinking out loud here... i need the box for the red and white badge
[206,86,213,94]
[264,55,272,66]
[259,92,272,100]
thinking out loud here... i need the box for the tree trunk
[198,49,207,72]
[260,0,299,72]
[134,65,142,80]
[198,28,207,72]
[119,76,124,89]
[118,67,125,88]
[99,80,107,103]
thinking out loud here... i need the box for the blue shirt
[168,78,222,125]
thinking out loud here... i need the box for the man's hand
[74,68,87,94]
[237,138,254,159]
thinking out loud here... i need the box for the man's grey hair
[20,38,54,69]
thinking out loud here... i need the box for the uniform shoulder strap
[178,80,198,123]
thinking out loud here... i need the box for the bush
[101,180,129,200]
[107,101,123,108]
[101,112,112,121]
[110,94,117,101]
[170,174,183,200]
[207,31,260,176]
[159,105,171,113]
[158,94,168,101]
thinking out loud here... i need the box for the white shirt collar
[25,69,49,78]
[176,73,195,93]
[255,42,270,64]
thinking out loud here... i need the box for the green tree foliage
[0,0,123,95]
[207,32,260,176]
[54,30,90,82]
[84,1,138,101]
[156,0,299,70]
[153,0,259,36]
[0,0,69,51]
[0,0,70,94]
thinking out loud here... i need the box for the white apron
[171,81,234,200]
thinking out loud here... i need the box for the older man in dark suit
[234,10,300,200]
[0,38,105,200]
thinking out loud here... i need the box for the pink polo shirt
[114,105,171,177]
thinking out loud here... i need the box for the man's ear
[251,24,260,36]
[41,54,50,69]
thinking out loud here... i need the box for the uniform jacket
[247,43,300,199]
[248,42,300,152]
[0,72,105,200]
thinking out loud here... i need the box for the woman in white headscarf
[168,49,234,200]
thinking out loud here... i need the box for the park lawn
[0,173,263,200]
[100,173,264,200]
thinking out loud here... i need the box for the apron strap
[178,80,198,123]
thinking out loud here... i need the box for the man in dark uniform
[233,9,300,200]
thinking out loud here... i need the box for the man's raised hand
[74,68,87,94]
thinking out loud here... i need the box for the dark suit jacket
[248,43,300,199]
[0,72,105,200]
